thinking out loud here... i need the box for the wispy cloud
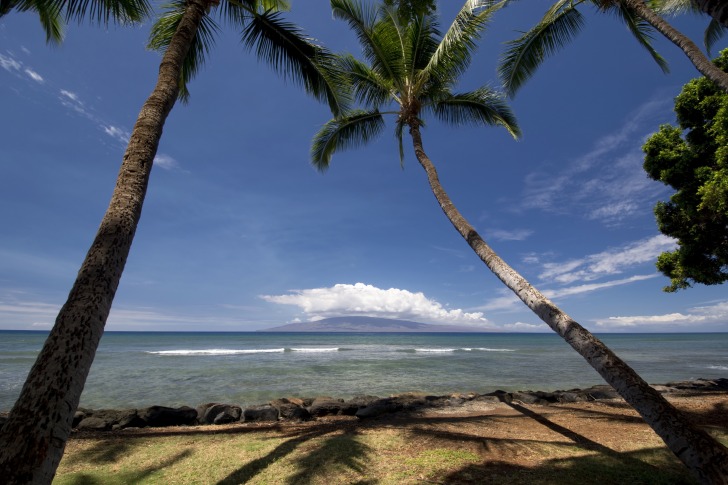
[0,53,21,72]
[538,235,675,285]
[1,50,181,170]
[594,300,728,329]
[154,154,179,170]
[24,68,43,83]
[487,228,533,241]
[519,96,673,225]
[475,236,671,312]
[543,274,658,298]
[261,282,492,326]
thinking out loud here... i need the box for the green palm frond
[604,1,669,73]
[218,0,289,28]
[705,19,726,56]
[339,54,393,108]
[650,0,698,15]
[394,117,406,168]
[148,0,220,103]
[311,110,386,170]
[242,9,349,116]
[2,0,64,43]
[498,0,585,96]
[423,0,505,90]
[430,86,521,139]
[63,0,151,24]
[332,0,401,85]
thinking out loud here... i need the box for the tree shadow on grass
[62,449,193,485]
[215,422,351,485]
[284,428,373,485]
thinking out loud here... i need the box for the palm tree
[0,0,151,43]
[498,0,728,96]
[311,1,728,483]
[691,0,727,28]
[0,1,342,483]
[654,0,725,55]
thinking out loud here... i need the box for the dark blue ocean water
[1,331,726,411]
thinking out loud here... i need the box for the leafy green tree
[0,0,151,43]
[312,0,728,482]
[0,1,342,483]
[643,49,728,291]
[498,0,728,96]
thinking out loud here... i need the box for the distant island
[261,316,492,333]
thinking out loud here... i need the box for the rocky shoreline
[3,378,727,433]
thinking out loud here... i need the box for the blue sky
[1,1,726,332]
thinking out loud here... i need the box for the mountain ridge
[261,316,492,333]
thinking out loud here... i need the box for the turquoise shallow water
[1,331,727,411]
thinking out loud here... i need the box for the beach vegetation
[643,48,728,292]
[310,0,728,481]
[497,0,728,96]
[0,1,342,483]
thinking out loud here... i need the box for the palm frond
[339,54,393,108]
[606,1,669,74]
[705,19,726,56]
[395,117,406,167]
[218,0,289,28]
[498,0,584,96]
[63,0,151,24]
[331,0,402,85]
[423,0,506,90]
[430,86,521,139]
[311,110,386,170]
[148,0,220,103]
[650,0,699,15]
[242,9,349,116]
[2,0,65,43]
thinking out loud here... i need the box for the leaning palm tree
[312,0,728,483]
[654,0,726,55]
[499,0,728,96]
[0,0,151,43]
[0,1,343,483]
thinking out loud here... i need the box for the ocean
[1,331,727,412]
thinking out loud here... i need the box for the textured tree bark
[409,124,728,485]
[623,0,728,93]
[692,0,728,28]
[0,1,208,483]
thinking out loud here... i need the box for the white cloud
[59,89,80,103]
[501,321,547,332]
[25,68,43,83]
[487,228,533,241]
[542,274,658,298]
[538,235,675,284]
[0,53,21,72]
[520,96,672,224]
[595,300,728,328]
[104,125,130,143]
[261,282,491,326]
[154,154,179,170]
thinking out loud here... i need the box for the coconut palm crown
[499,0,728,95]
[148,0,347,108]
[311,0,520,171]
[310,1,728,482]
[0,0,152,43]
[0,1,347,483]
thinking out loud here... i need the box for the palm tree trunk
[623,0,728,93]
[408,124,728,485]
[692,0,728,28]
[0,1,208,483]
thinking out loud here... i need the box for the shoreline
[7,377,724,434]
